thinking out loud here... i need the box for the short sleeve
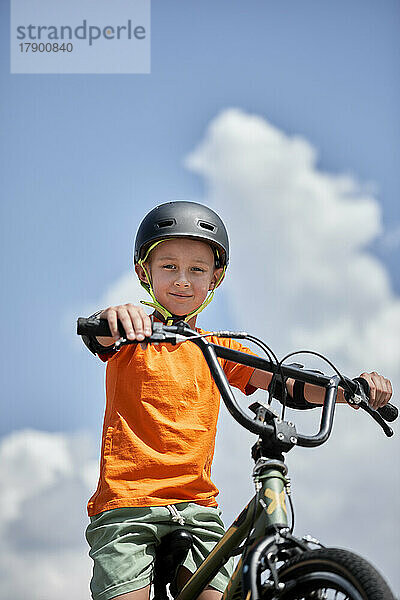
[220,338,258,396]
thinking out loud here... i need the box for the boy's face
[135,238,223,317]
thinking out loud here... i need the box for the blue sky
[1,1,399,598]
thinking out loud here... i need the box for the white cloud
[0,429,98,600]
[100,271,146,309]
[184,108,400,372]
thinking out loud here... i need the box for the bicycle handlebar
[77,317,397,446]
[202,344,397,424]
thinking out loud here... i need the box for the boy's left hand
[358,371,393,410]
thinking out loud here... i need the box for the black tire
[270,548,395,600]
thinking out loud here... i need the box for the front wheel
[267,548,395,600]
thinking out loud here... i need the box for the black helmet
[134,201,229,268]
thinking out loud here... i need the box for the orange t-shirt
[87,329,257,517]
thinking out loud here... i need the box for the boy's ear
[135,263,150,284]
[209,267,224,290]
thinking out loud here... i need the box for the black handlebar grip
[377,403,398,422]
[77,317,127,338]
[356,377,398,423]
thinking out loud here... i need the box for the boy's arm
[249,369,392,410]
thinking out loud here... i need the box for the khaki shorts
[85,502,235,600]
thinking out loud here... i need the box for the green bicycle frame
[176,466,288,600]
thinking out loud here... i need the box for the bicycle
[77,316,398,600]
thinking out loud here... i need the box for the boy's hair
[134,201,229,324]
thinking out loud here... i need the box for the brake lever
[350,380,394,437]
[359,400,394,437]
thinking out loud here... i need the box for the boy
[82,201,392,600]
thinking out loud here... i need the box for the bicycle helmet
[134,201,229,268]
[134,201,229,324]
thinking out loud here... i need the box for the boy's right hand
[97,304,152,345]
